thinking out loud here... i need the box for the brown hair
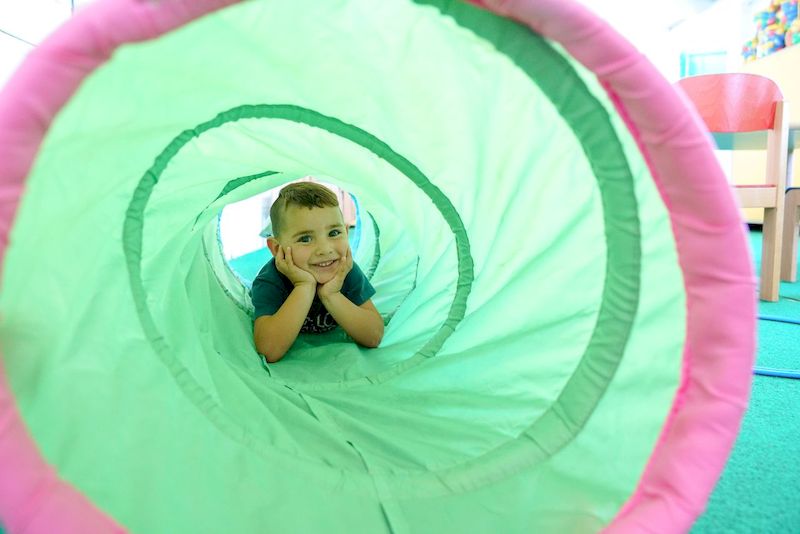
[269,182,339,237]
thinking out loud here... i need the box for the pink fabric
[0,0,755,532]
[0,0,239,531]
[0,366,123,533]
[469,0,755,532]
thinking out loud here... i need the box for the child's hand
[275,246,316,288]
[318,248,353,299]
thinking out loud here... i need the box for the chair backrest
[678,73,789,302]
[676,74,788,189]
[677,73,783,133]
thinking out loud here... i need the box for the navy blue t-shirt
[250,259,376,333]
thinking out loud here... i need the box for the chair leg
[780,188,800,282]
[761,204,784,301]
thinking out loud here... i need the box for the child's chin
[315,274,335,285]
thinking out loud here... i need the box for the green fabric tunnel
[0,0,757,532]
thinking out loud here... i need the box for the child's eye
[329,229,342,237]
[297,235,312,243]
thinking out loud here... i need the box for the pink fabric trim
[472,0,755,532]
[600,80,701,530]
[0,0,240,531]
[0,0,755,531]
[0,363,124,533]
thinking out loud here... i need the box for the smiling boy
[251,182,383,363]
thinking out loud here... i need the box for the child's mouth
[313,259,337,269]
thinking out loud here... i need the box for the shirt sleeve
[342,262,376,306]
[251,275,287,318]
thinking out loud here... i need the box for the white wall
[668,0,762,75]
[2,1,740,86]
[0,1,83,84]
[5,1,765,86]
[0,32,32,85]
[219,193,271,260]
[578,0,762,81]
[577,0,684,78]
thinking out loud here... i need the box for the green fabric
[124,103,473,385]
[0,0,685,532]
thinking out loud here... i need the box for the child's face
[270,205,349,284]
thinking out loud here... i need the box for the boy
[251,182,383,363]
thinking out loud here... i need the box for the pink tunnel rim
[0,0,756,532]
[466,0,755,531]
[0,1,240,532]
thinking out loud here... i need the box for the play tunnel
[0,0,756,532]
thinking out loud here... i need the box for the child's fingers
[344,248,353,271]
[285,246,295,266]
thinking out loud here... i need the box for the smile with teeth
[313,259,338,268]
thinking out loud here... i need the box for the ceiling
[579,0,720,32]
[0,0,730,84]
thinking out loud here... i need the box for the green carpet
[692,228,800,533]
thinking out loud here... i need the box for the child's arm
[318,249,384,348]
[253,247,316,363]
[318,294,384,348]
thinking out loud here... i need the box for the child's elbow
[254,318,290,363]
[361,338,380,349]
[364,323,384,348]
[255,339,287,363]
[263,350,286,364]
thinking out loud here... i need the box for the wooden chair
[678,73,789,302]
[782,187,800,282]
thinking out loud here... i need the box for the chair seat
[735,185,779,208]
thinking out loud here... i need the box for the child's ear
[266,237,280,257]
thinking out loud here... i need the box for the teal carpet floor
[692,229,800,533]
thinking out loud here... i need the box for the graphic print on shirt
[301,299,338,333]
